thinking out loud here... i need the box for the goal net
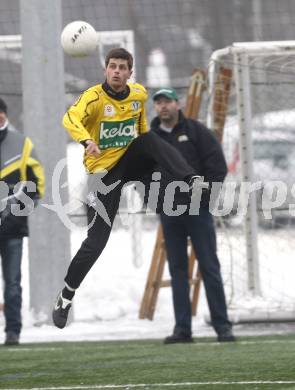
[207,41,295,322]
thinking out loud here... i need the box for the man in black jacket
[0,97,45,345]
[151,88,235,343]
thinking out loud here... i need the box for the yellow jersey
[63,82,148,173]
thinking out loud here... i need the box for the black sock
[62,287,75,300]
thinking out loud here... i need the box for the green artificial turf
[1,334,295,390]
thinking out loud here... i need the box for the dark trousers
[65,132,195,289]
[0,237,23,335]
[160,208,231,335]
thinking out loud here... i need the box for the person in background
[52,48,201,329]
[151,88,235,344]
[0,97,45,345]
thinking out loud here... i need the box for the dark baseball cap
[152,88,179,101]
[0,97,7,114]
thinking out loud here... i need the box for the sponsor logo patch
[104,104,115,117]
[99,118,136,149]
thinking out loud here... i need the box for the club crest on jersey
[131,101,141,111]
[99,118,136,149]
[104,104,115,117]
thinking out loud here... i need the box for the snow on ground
[1,222,295,345]
[0,218,295,343]
[1,143,295,344]
[0,226,216,344]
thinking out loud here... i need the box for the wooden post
[212,67,232,142]
[139,225,166,319]
[184,69,207,120]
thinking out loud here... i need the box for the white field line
[189,339,295,347]
[2,381,295,389]
[202,339,295,346]
[236,339,295,346]
[5,339,295,353]
[5,347,62,352]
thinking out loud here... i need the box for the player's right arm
[63,88,99,145]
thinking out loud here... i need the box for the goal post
[207,41,295,322]
[233,50,261,296]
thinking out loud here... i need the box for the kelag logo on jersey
[99,118,136,149]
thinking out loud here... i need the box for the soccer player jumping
[52,48,199,328]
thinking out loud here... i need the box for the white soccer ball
[61,21,98,57]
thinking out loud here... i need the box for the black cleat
[52,292,72,329]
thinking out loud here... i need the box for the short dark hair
[105,48,133,70]
[0,97,7,114]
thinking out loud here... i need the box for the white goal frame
[207,41,295,321]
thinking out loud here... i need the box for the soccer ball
[61,21,98,57]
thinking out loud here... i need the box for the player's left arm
[137,85,149,134]
[138,103,148,134]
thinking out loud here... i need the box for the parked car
[221,110,295,227]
